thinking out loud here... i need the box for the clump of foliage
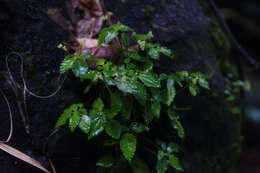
[56,22,210,172]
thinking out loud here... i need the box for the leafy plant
[56,22,210,172]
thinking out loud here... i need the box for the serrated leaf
[130,122,149,133]
[148,48,160,60]
[111,22,133,32]
[105,120,122,139]
[138,72,160,88]
[166,79,176,106]
[93,98,104,112]
[189,84,197,96]
[132,31,153,41]
[198,78,210,90]
[134,82,147,106]
[98,28,118,45]
[88,114,105,139]
[107,92,122,119]
[121,33,130,46]
[120,133,136,161]
[72,59,89,77]
[169,154,183,172]
[130,158,150,173]
[156,157,169,173]
[55,109,71,128]
[121,96,132,120]
[96,155,115,168]
[151,101,161,119]
[115,75,138,94]
[79,115,91,134]
[60,56,75,74]
[69,111,81,132]
[160,47,174,58]
[171,120,185,139]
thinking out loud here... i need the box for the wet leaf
[107,91,122,119]
[130,122,149,133]
[156,157,169,173]
[79,115,91,134]
[148,48,160,60]
[166,79,176,106]
[88,114,105,139]
[138,72,160,88]
[60,56,75,74]
[151,101,161,119]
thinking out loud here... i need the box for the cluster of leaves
[224,73,250,101]
[56,22,210,173]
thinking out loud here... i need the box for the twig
[207,0,259,68]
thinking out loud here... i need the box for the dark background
[216,0,260,172]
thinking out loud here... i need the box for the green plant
[55,22,210,172]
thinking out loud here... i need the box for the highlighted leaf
[130,122,149,133]
[88,114,105,139]
[105,119,122,139]
[166,79,176,106]
[148,48,160,60]
[151,101,161,119]
[120,133,136,161]
[79,115,91,134]
[138,72,160,88]
[60,56,75,74]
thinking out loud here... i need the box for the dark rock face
[0,0,241,173]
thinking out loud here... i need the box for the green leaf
[55,109,71,128]
[132,31,153,41]
[189,84,198,96]
[107,91,122,119]
[198,78,210,90]
[98,28,118,45]
[82,54,96,60]
[96,155,115,168]
[93,98,104,112]
[79,115,91,134]
[148,48,160,60]
[111,22,133,32]
[151,101,161,119]
[97,59,106,66]
[121,96,132,120]
[105,120,122,139]
[156,157,169,173]
[69,111,81,132]
[88,114,105,139]
[157,150,165,161]
[160,47,174,58]
[55,104,83,128]
[115,75,138,94]
[133,82,147,106]
[167,143,180,153]
[60,56,75,74]
[171,120,185,139]
[84,82,93,94]
[130,158,150,173]
[138,72,160,88]
[72,59,89,77]
[121,33,130,46]
[169,154,183,172]
[120,133,137,161]
[166,79,176,106]
[130,122,149,133]
[143,103,154,124]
